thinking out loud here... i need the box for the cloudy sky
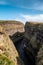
[0,0,43,23]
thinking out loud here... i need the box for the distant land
[0,20,24,35]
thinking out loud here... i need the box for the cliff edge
[0,26,24,65]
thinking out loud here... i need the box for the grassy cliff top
[0,20,24,25]
[26,21,43,24]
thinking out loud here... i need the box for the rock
[23,37,35,65]
[0,26,24,65]
[9,32,24,44]
[10,32,30,65]
[24,22,43,54]
[36,44,43,65]
[0,20,24,35]
[23,22,43,65]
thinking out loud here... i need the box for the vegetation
[0,54,15,65]
[0,26,24,65]
[0,20,23,24]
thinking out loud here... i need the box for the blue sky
[0,0,43,23]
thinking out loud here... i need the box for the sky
[0,0,43,23]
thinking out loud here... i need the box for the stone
[0,26,24,65]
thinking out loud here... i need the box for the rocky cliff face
[0,21,43,65]
[36,44,43,65]
[0,21,24,35]
[25,22,43,51]
[9,22,43,65]
[24,22,43,65]
[0,26,24,65]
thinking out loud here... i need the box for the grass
[0,54,15,65]
[0,20,23,25]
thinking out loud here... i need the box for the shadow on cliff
[9,32,36,65]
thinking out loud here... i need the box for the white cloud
[14,14,43,24]
[15,18,25,24]
[20,14,43,23]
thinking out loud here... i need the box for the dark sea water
[15,39,29,65]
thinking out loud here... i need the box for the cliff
[0,21,43,65]
[0,20,24,35]
[23,22,43,65]
[0,26,24,65]
[9,22,43,65]
[36,44,43,65]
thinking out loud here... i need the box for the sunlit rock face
[0,21,24,35]
[36,45,43,65]
[0,26,24,65]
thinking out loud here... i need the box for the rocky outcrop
[0,20,24,35]
[9,22,43,65]
[23,22,43,65]
[0,26,24,65]
[24,22,43,52]
[10,32,30,65]
[1,21,43,65]
[36,44,43,65]
[10,32,24,44]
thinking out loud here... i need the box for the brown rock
[0,26,24,65]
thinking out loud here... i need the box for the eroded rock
[36,44,43,65]
[0,26,24,65]
[23,22,43,65]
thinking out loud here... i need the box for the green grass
[0,54,15,65]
